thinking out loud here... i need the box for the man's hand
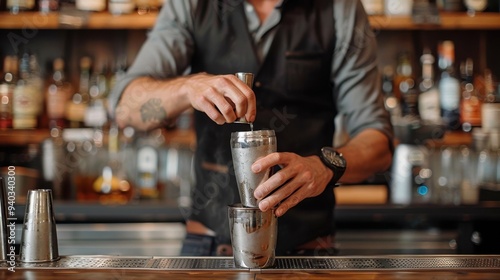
[252,152,333,217]
[184,73,256,124]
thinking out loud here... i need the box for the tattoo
[140,98,167,124]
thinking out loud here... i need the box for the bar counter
[2,255,500,280]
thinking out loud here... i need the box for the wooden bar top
[2,268,500,280]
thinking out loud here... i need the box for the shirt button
[254,81,262,87]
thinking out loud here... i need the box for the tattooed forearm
[140,98,167,124]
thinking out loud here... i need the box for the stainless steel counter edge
[2,255,500,271]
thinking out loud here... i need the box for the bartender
[109,0,393,256]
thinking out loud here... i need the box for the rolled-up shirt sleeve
[332,0,393,142]
[108,0,197,117]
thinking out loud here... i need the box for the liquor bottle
[29,52,45,127]
[75,0,106,11]
[136,131,162,200]
[92,123,134,204]
[108,0,135,15]
[436,0,465,12]
[459,58,482,132]
[418,49,441,123]
[66,56,91,128]
[484,69,498,103]
[438,41,461,130]
[381,65,401,121]
[12,52,42,129]
[464,0,488,15]
[38,0,59,13]
[0,56,18,129]
[7,0,36,14]
[46,58,72,129]
[84,61,109,129]
[394,52,416,117]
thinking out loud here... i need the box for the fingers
[253,154,327,217]
[230,75,256,123]
[189,74,256,124]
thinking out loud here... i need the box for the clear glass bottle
[84,61,109,129]
[92,124,134,204]
[66,56,91,128]
[438,40,461,130]
[108,0,135,15]
[0,56,18,129]
[135,129,163,200]
[13,52,42,129]
[394,51,415,104]
[418,49,441,123]
[38,0,59,13]
[46,58,72,129]
[75,0,106,11]
[395,52,417,117]
[7,0,36,14]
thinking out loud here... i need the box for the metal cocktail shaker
[228,204,277,268]
[230,130,277,207]
[19,189,60,263]
[0,177,8,262]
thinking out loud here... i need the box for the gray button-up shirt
[109,0,392,142]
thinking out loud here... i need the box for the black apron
[189,0,337,254]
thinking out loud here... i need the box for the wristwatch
[319,147,347,185]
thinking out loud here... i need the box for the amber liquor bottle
[0,56,18,129]
[459,58,482,132]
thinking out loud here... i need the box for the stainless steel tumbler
[0,177,8,262]
[19,189,60,263]
[228,204,277,268]
[230,130,277,207]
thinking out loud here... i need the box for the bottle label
[47,84,70,119]
[137,146,158,190]
[13,84,41,116]
[419,88,441,122]
[439,77,460,110]
[461,96,482,126]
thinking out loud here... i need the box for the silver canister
[230,130,277,207]
[228,204,277,268]
[0,177,8,262]
[19,189,60,263]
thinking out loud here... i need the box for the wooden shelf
[0,11,158,29]
[369,12,500,30]
[0,129,50,146]
[0,11,499,30]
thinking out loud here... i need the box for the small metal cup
[230,130,277,207]
[228,204,277,269]
[0,177,8,262]
[19,189,60,263]
[234,72,254,123]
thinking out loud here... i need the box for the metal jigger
[19,189,60,263]
[228,204,277,268]
[230,130,277,207]
[0,177,8,262]
[234,72,254,124]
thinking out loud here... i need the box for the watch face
[323,148,346,168]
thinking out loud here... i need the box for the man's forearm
[114,76,191,131]
[336,129,393,184]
